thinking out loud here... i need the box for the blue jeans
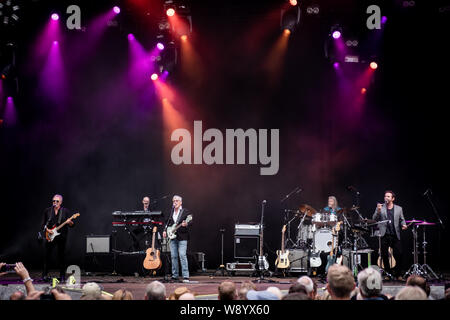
[169,239,189,279]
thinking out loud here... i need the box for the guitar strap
[57,208,64,225]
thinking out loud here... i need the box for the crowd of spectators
[1,262,449,301]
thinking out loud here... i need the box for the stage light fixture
[345,40,358,47]
[370,61,378,70]
[289,0,297,6]
[0,0,20,26]
[361,88,367,94]
[306,5,320,15]
[151,73,158,81]
[280,5,301,32]
[127,33,135,41]
[180,34,187,41]
[113,6,121,14]
[166,8,175,17]
[157,42,165,50]
[330,25,343,39]
[333,62,339,69]
[283,28,291,36]
[51,13,59,21]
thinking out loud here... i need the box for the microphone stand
[280,187,302,249]
[423,189,444,279]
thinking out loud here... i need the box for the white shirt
[172,206,182,224]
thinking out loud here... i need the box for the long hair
[328,196,338,210]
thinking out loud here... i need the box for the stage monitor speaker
[86,235,110,253]
[234,236,259,259]
[287,249,308,272]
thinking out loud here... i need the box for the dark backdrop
[0,0,448,274]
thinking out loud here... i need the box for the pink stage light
[113,6,121,14]
[370,62,378,70]
[51,13,59,21]
[332,30,341,39]
[333,62,340,69]
[128,33,135,41]
[157,43,165,50]
[151,73,158,81]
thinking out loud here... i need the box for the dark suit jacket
[164,207,192,241]
[42,207,75,240]
[372,204,406,240]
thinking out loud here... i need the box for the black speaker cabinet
[234,236,259,259]
[84,253,114,273]
[287,249,308,272]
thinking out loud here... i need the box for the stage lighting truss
[280,5,301,32]
[0,0,21,27]
[0,42,19,96]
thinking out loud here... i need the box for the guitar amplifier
[234,224,261,236]
[86,235,110,253]
[234,236,259,259]
[341,249,374,271]
[287,249,308,272]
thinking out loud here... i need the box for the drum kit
[284,204,386,274]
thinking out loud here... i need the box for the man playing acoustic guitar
[41,194,76,282]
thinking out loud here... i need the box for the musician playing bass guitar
[162,195,192,283]
[41,194,76,282]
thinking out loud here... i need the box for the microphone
[295,187,303,194]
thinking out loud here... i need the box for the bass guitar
[166,215,192,240]
[325,221,342,273]
[45,213,80,242]
[275,225,290,269]
[143,226,162,270]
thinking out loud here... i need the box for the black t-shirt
[386,207,395,235]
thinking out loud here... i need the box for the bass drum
[314,228,333,253]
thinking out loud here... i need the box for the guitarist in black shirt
[41,194,75,282]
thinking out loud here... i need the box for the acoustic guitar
[45,213,80,242]
[275,225,290,269]
[143,226,162,270]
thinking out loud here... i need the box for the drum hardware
[284,210,299,249]
[404,221,439,280]
[404,223,426,278]
[417,222,439,280]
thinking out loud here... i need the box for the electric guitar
[45,213,80,242]
[325,221,342,273]
[143,226,162,270]
[257,224,269,271]
[275,225,290,269]
[166,215,192,240]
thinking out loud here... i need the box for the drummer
[323,196,341,216]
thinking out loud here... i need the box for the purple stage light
[381,16,388,24]
[333,62,339,69]
[332,30,341,39]
[128,33,135,41]
[157,43,165,50]
[113,6,121,14]
[51,13,59,21]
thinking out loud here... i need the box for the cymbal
[415,221,436,226]
[406,219,423,223]
[299,204,316,216]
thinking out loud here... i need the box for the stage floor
[0,270,447,300]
